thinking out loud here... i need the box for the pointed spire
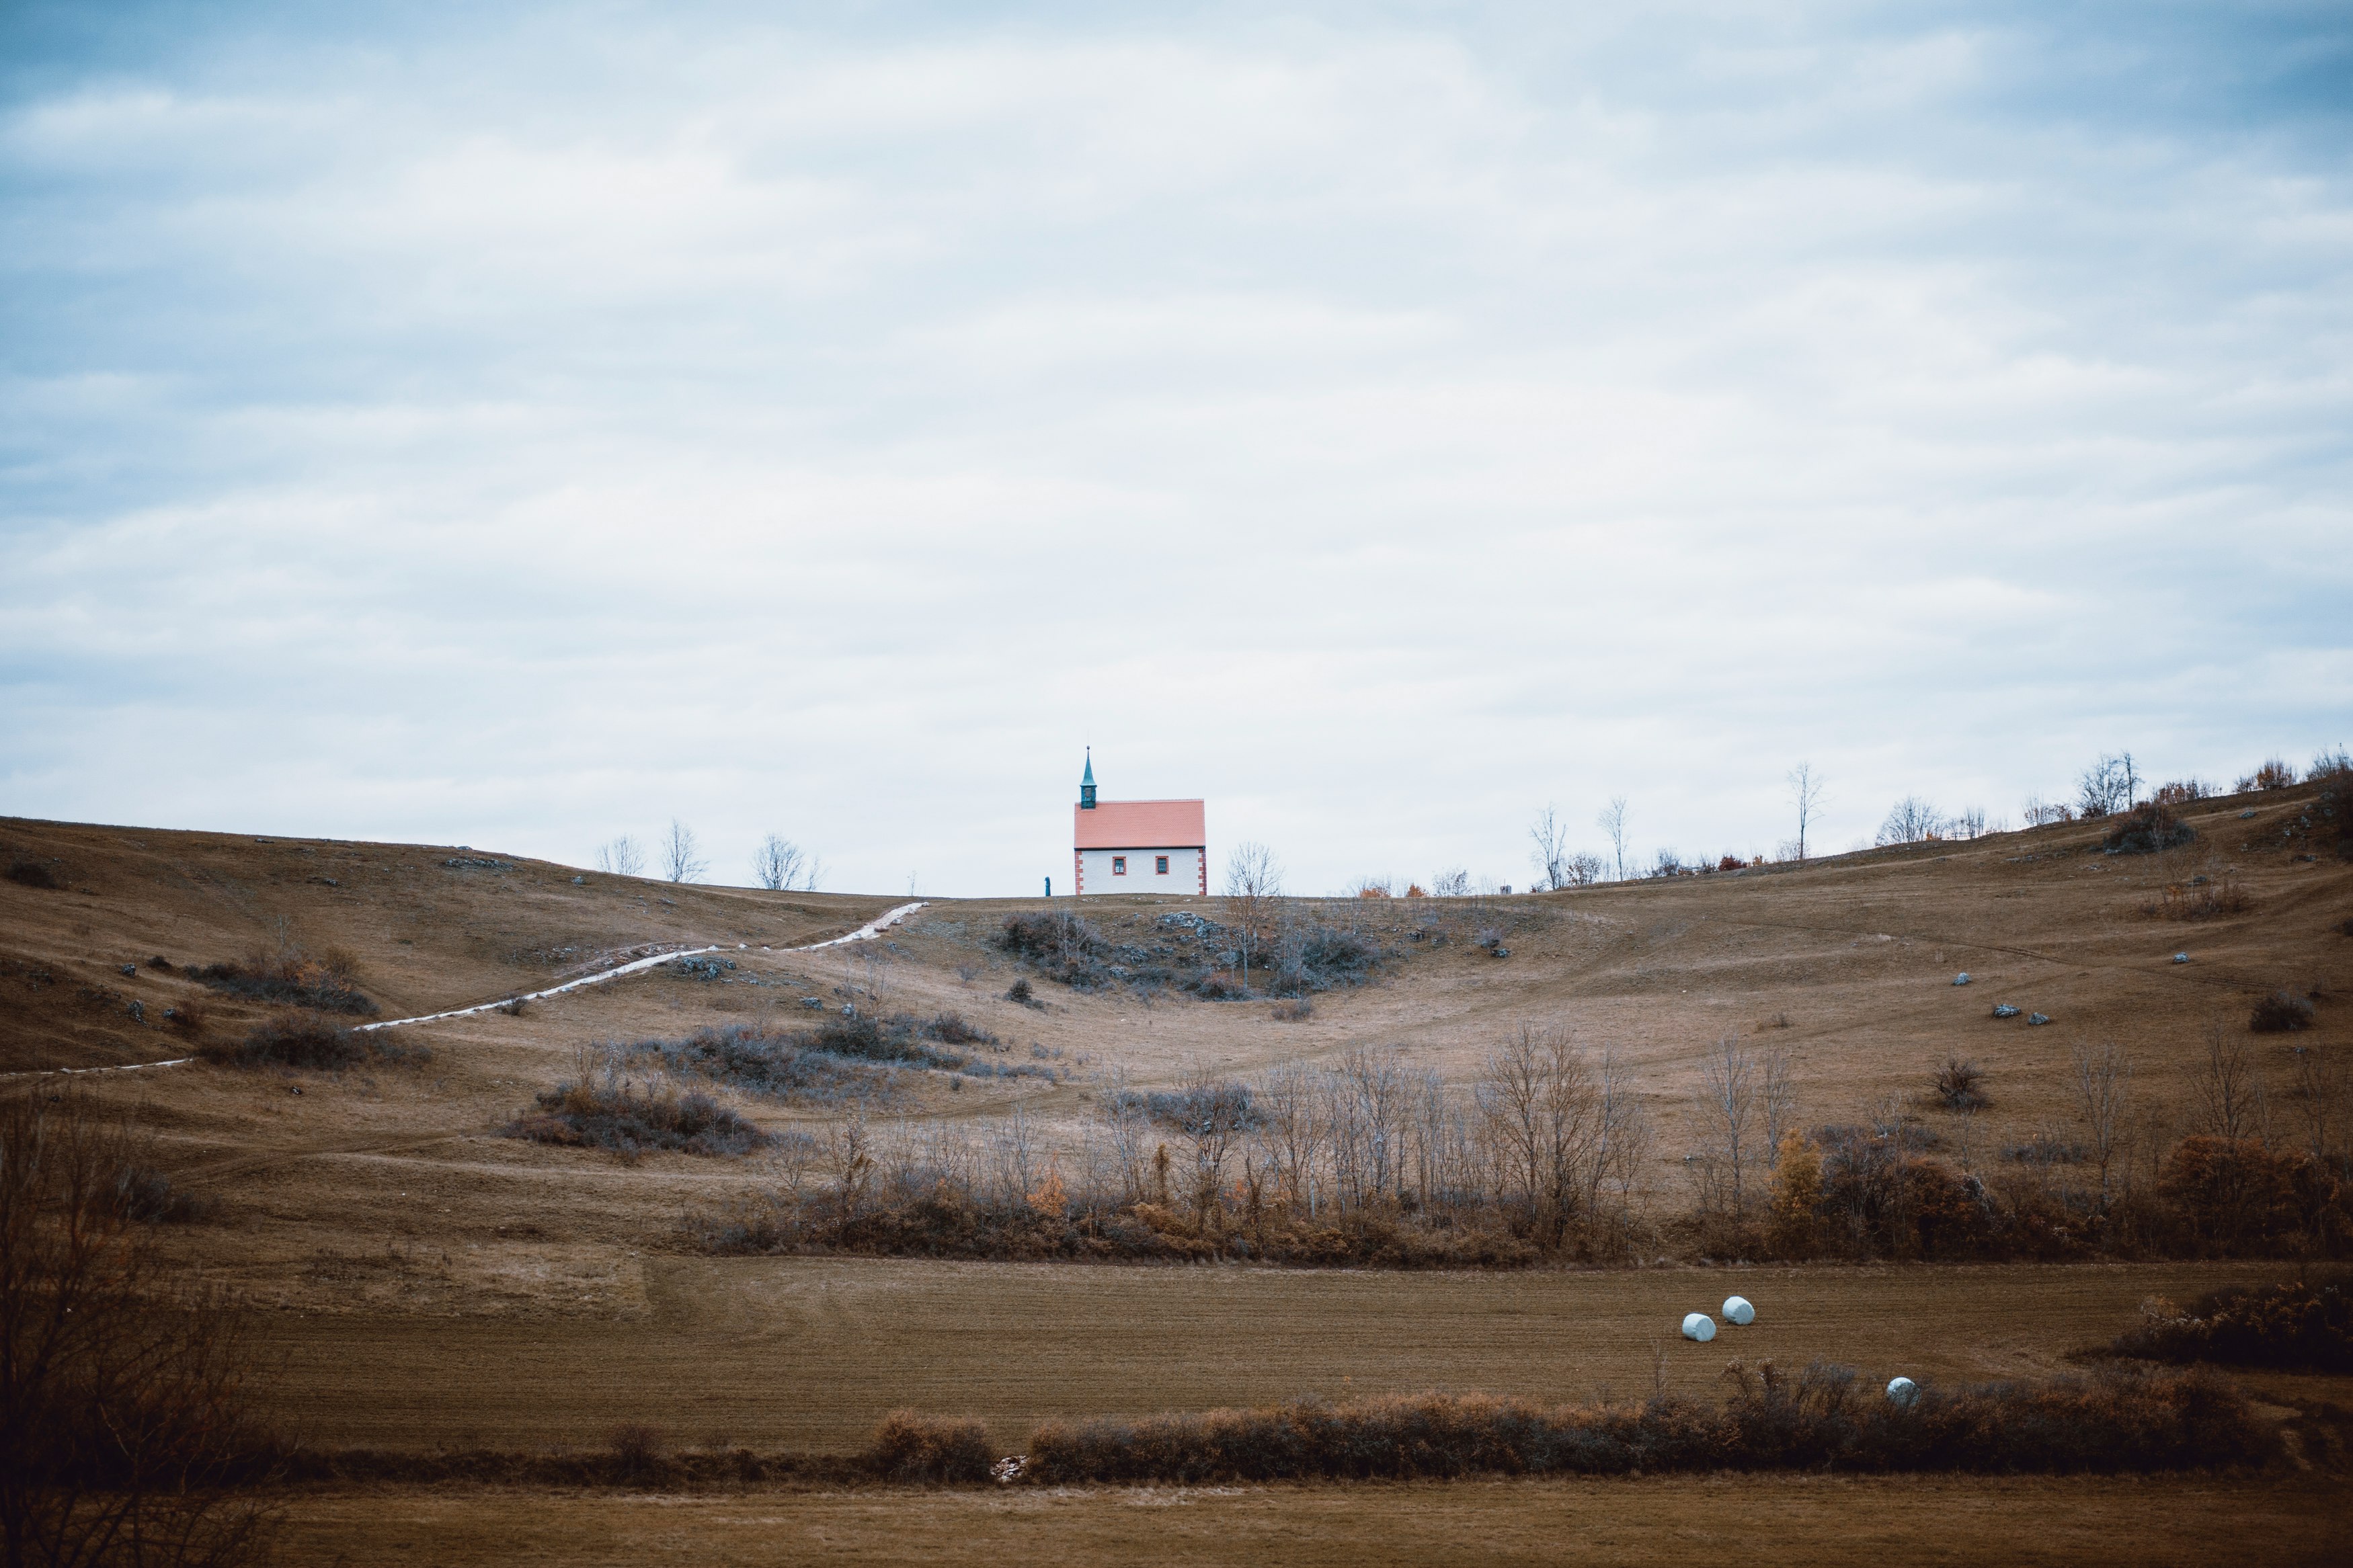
[1080,748,1096,809]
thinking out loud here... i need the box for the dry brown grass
[267,1475,2350,1567]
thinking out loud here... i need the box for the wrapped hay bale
[1886,1376,1918,1407]
[1681,1312,1716,1343]
[1722,1295,1755,1325]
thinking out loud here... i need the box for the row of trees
[703,1021,2350,1267]
[1516,746,2344,876]
[592,821,824,891]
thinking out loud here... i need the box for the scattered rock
[307,876,339,886]
[119,962,137,977]
[1993,1003,2021,1019]
[801,996,826,1009]
[571,875,585,884]
[1953,973,1971,986]
[126,999,144,1022]
[2027,1012,2052,1026]
[2173,952,2190,964]
[2239,809,2258,819]
[442,856,510,871]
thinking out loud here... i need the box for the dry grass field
[273,1474,2348,1567]
[4,790,2350,1561]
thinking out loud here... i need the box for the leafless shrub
[1931,1056,1988,1112]
[0,1096,282,1565]
[2236,759,2299,792]
[608,1422,666,1476]
[2022,796,2074,827]
[2250,991,2315,1034]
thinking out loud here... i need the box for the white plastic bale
[1722,1295,1755,1325]
[1886,1376,1918,1407]
[1681,1312,1716,1342]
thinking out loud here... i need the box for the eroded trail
[3,901,928,1076]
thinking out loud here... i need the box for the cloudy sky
[3,1,2348,896]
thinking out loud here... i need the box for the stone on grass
[1992,1003,2020,1019]
[1953,973,1971,985]
[2027,1012,2051,1026]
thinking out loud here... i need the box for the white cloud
[1,2,2348,893]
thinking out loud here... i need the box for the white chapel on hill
[1072,753,1207,897]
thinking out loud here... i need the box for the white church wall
[1077,845,1203,895]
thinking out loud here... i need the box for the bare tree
[752,833,814,892]
[2191,1020,2262,1142]
[2069,1041,2130,1204]
[1474,1027,1603,1242]
[662,819,708,884]
[1431,868,1472,899]
[1595,1047,1655,1204]
[1787,762,1825,862]
[0,1096,278,1568]
[594,835,645,877]
[1597,796,1630,882]
[1875,796,1945,845]
[1760,1046,1797,1165]
[1696,1038,1760,1212]
[1956,806,1987,839]
[2077,753,2136,819]
[1529,806,1573,891]
[2286,1044,2346,1162]
[1221,842,1282,991]
[1567,852,1604,886]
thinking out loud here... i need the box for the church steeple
[1080,749,1096,809]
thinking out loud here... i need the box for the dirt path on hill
[1,901,927,1079]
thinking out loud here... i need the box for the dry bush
[0,1095,282,1566]
[2111,1277,2352,1372]
[2237,759,2299,791]
[2250,991,2317,1033]
[1019,1364,2271,1483]
[2101,801,2194,856]
[2140,872,2247,921]
[191,945,375,1016]
[5,858,62,890]
[164,997,210,1039]
[504,1063,770,1159]
[606,1423,667,1478]
[1931,1057,1988,1112]
[2157,1137,2342,1253]
[1269,998,1314,1022]
[201,1012,426,1072]
[869,1411,994,1484]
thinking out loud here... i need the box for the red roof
[1074,799,1205,850]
